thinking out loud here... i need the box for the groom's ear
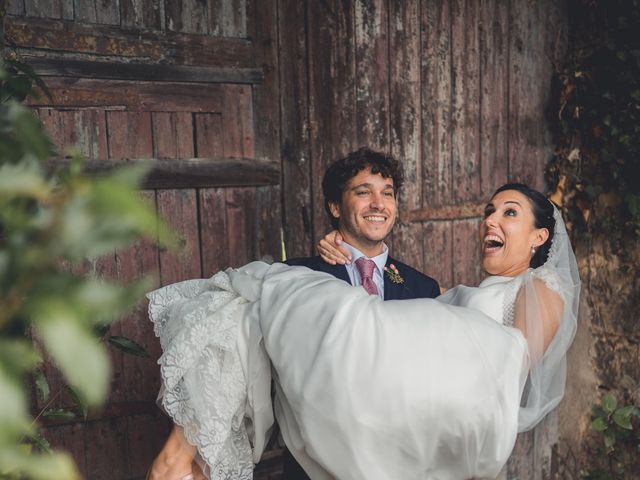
[329,201,341,220]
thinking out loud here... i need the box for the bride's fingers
[318,242,350,265]
[318,245,339,265]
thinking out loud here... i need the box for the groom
[282,147,440,478]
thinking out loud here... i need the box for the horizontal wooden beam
[49,157,281,188]
[38,401,160,427]
[6,16,256,68]
[28,77,225,111]
[23,55,263,85]
[401,202,485,222]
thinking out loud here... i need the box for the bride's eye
[504,208,517,217]
[483,207,495,218]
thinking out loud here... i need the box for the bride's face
[480,190,549,277]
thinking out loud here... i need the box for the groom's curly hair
[322,147,404,229]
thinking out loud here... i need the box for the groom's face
[329,167,397,254]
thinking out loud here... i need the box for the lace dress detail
[147,271,255,479]
[532,267,566,302]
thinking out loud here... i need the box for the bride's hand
[317,230,351,265]
[147,426,197,480]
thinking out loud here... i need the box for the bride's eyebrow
[504,201,522,206]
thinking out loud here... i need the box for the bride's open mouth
[483,234,504,255]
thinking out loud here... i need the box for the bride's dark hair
[493,183,555,268]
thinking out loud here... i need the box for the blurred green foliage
[0,53,175,478]
[546,0,640,244]
[587,394,640,480]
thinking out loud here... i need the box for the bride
[146,183,580,480]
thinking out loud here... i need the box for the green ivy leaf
[35,310,111,406]
[42,409,76,421]
[26,431,52,453]
[602,394,618,414]
[66,386,89,420]
[613,406,636,430]
[604,431,616,449]
[592,416,608,432]
[34,368,50,403]
[107,336,149,358]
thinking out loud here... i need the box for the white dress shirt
[342,242,388,299]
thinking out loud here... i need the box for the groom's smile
[329,167,397,257]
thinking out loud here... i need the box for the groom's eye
[355,190,369,196]
[383,191,394,198]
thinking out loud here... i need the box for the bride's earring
[531,246,536,254]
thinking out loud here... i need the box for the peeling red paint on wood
[6,17,255,66]
[157,189,202,284]
[107,111,153,160]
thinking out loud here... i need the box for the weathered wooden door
[277,1,567,479]
[5,0,281,478]
[6,0,568,478]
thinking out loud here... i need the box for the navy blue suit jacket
[285,255,440,300]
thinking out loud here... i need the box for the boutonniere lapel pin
[384,264,404,284]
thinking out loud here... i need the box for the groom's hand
[317,230,351,265]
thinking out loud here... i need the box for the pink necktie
[355,257,379,296]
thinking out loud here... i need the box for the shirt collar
[343,242,389,276]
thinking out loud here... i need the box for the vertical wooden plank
[95,0,120,25]
[452,218,483,287]
[92,253,128,405]
[508,0,546,189]
[508,430,535,479]
[225,187,254,267]
[391,223,425,274]
[194,113,223,158]
[7,0,25,15]
[165,0,207,34]
[479,0,509,197]
[451,0,481,203]
[74,0,97,23]
[83,418,129,480]
[279,0,313,258]
[199,188,229,276]
[74,109,108,159]
[307,0,357,238]
[121,0,163,30]
[249,0,281,261]
[116,192,161,402]
[44,424,88,478]
[126,413,172,479]
[152,111,195,159]
[254,185,281,262]
[389,0,421,211]
[24,0,71,18]
[222,84,254,158]
[421,0,452,208]
[157,189,201,284]
[423,220,453,290]
[107,111,153,160]
[195,109,228,275]
[209,0,247,37]
[38,108,65,155]
[354,0,389,151]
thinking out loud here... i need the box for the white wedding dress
[148,211,579,480]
